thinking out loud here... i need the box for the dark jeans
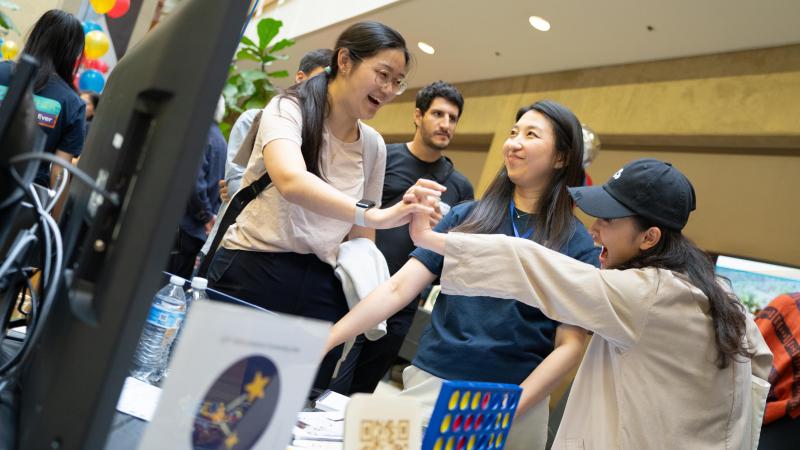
[167,229,204,279]
[759,415,800,450]
[330,302,417,394]
[207,247,349,392]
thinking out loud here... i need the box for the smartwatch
[354,199,376,227]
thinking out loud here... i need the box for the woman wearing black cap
[408,158,773,450]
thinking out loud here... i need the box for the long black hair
[453,100,585,250]
[22,9,84,92]
[283,21,409,178]
[620,217,752,369]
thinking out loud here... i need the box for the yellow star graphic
[244,371,270,402]
[225,431,239,449]
[209,402,226,424]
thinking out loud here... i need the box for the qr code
[359,419,410,450]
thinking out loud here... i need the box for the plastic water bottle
[130,275,187,384]
[189,276,209,305]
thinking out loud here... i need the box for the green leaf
[222,83,238,103]
[240,36,257,48]
[219,121,232,140]
[236,81,256,99]
[236,49,261,63]
[256,18,282,51]
[240,69,269,83]
[269,38,295,53]
[0,10,18,34]
[267,70,289,78]
[244,96,268,111]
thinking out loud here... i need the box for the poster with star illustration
[139,300,329,450]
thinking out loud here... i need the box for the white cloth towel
[332,238,389,377]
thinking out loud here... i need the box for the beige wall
[367,45,800,266]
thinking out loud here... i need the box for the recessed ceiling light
[528,16,551,32]
[418,41,435,55]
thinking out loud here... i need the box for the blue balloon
[79,69,105,93]
[82,21,102,35]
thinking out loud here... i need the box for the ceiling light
[418,41,435,55]
[528,16,551,31]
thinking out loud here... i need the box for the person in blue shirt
[0,10,86,197]
[324,100,600,450]
[167,98,227,279]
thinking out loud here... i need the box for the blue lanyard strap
[509,200,534,239]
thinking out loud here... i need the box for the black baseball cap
[567,158,697,230]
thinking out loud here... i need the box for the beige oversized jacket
[440,233,773,450]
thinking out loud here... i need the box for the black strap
[195,172,271,277]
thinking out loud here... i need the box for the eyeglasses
[374,67,408,96]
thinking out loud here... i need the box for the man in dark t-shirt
[331,81,474,394]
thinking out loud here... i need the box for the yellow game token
[460,391,471,410]
[449,391,460,410]
[440,414,451,434]
[471,392,481,410]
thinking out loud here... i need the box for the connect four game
[422,380,522,450]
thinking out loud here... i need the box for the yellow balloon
[84,30,110,60]
[90,0,116,14]
[1,40,19,60]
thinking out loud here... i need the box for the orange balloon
[84,30,110,60]
[90,0,116,14]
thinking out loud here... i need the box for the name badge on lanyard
[509,200,533,239]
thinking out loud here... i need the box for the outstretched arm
[264,139,443,229]
[324,258,437,353]
[516,325,586,416]
[410,212,655,349]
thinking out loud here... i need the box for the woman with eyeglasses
[207,21,443,391]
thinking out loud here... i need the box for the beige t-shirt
[221,96,386,266]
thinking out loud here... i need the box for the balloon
[1,40,19,60]
[581,124,601,169]
[107,0,130,19]
[83,59,110,74]
[82,21,102,34]
[90,0,116,14]
[79,69,105,93]
[84,30,110,59]
[85,59,110,74]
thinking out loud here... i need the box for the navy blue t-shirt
[0,61,86,185]
[411,201,601,384]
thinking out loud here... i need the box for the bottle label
[146,303,184,329]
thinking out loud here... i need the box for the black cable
[0,173,58,378]
[7,152,119,206]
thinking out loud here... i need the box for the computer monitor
[0,54,47,252]
[16,1,250,448]
[714,254,800,312]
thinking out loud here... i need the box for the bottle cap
[169,275,187,286]
[191,277,208,290]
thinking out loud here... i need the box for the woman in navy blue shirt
[325,100,600,450]
[0,10,85,196]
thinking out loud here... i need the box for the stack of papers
[290,411,344,449]
[288,390,350,449]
